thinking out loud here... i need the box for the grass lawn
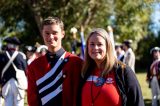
[136,72,152,106]
[23,72,151,106]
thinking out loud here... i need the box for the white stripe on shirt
[36,52,66,85]
[41,84,62,105]
[39,71,62,93]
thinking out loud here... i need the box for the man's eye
[52,31,58,35]
[45,32,50,35]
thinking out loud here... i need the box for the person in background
[25,45,37,65]
[146,47,160,106]
[70,27,81,54]
[27,16,83,106]
[115,43,125,62]
[0,36,27,106]
[36,45,48,57]
[122,40,135,73]
[79,28,144,106]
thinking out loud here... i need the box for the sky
[150,2,160,37]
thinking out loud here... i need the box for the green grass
[25,94,27,106]
[23,72,151,106]
[136,72,152,106]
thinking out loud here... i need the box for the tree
[0,0,153,56]
[112,0,151,50]
[0,0,112,49]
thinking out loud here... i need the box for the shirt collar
[46,48,65,59]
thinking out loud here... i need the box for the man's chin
[49,45,57,49]
[47,43,56,47]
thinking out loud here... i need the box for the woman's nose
[94,45,98,49]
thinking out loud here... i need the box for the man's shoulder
[65,52,83,63]
[66,52,82,59]
[0,50,5,55]
[29,55,47,66]
[18,51,27,60]
[0,51,6,62]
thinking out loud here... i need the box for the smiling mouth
[47,40,56,43]
[93,52,100,54]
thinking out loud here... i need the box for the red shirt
[81,68,122,106]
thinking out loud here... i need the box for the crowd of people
[0,16,159,106]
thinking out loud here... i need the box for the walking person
[27,16,83,106]
[0,36,27,106]
[79,28,144,106]
[146,47,160,106]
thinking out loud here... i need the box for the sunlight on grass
[25,93,27,106]
[136,72,152,106]
[136,73,152,99]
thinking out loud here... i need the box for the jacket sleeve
[71,57,83,106]
[124,66,145,106]
[27,65,41,106]
[16,52,27,72]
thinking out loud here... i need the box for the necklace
[91,76,104,106]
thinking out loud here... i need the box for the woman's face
[88,33,106,65]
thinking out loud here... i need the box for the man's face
[153,50,160,60]
[122,44,127,51]
[42,24,64,52]
[115,46,122,55]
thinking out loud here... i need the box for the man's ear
[62,30,65,38]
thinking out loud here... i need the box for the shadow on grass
[144,99,151,106]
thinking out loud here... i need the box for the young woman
[80,28,144,106]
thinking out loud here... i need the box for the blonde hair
[81,28,117,78]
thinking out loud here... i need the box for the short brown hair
[41,16,64,30]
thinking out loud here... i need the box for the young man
[27,17,83,106]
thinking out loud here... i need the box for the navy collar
[46,48,65,60]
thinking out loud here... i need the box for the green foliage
[136,31,160,69]
[0,0,113,50]
[113,0,151,47]
[0,0,158,66]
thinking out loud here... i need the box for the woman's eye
[90,43,94,46]
[98,43,102,46]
